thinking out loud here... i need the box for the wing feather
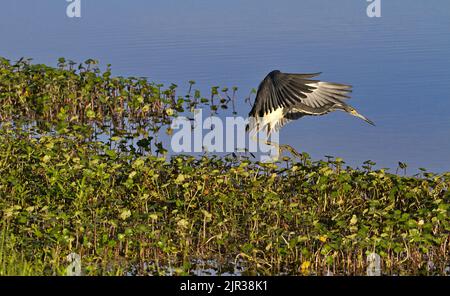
[248,70,352,118]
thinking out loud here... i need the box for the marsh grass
[0,57,449,275]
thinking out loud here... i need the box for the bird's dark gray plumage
[247,70,374,135]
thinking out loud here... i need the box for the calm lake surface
[1,0,449,172]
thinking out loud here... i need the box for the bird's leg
[265,140,280,150]
[249,128,303,161]
[250,131,303,160]
[281,143,303,159]
[266,140,303,160]
[249,133,279,161]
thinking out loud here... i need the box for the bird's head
[348,108,375,126]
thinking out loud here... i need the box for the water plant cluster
[0,58,449,275]
[0,57,238,156]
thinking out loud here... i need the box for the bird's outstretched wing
[248,70,352,118]
[247,70,354,134]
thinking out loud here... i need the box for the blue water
[1,0,449,172]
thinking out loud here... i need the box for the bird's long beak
[350,110,375,126]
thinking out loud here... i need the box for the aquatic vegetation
[0,57,237,156]
[0,58,449,275]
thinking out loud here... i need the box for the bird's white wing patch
[263,107,284,128]
[248,107,285,135]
